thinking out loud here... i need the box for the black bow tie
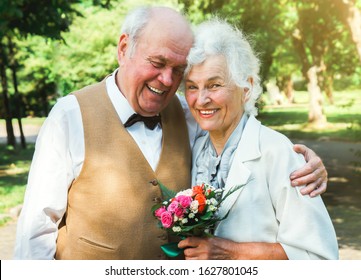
[124,113,162,130]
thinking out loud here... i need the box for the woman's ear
[243,77,254,102]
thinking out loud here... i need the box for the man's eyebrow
[147,56,166,62]
[148,56,187,69]
[175,64,187,71]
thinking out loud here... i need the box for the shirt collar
[105,68,135,124]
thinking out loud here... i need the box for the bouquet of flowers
[151,181,244,257]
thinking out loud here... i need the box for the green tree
[290,0,360,125]
[0,0,80,147]
[179,0,286,82]
[334,0,361,63]
[179,0,360,125]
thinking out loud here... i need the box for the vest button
[152,197,162,203]
[158,233,168,240]
[150,179,158,186]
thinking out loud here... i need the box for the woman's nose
[197,89,211,105]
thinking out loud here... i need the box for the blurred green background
[0,0,360,258]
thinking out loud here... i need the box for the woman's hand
[178,237,288,260]
[291,144,328,197]
[178,236,237,260]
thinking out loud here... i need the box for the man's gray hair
[184,18,262,116]
[120,6,152,56]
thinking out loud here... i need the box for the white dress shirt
[14,70,201,259]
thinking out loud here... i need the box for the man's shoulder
[72,80,107,97]
[48,94,79,120]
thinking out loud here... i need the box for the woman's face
[185,55,247,138]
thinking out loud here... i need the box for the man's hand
[290,144,328,197]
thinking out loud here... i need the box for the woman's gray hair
[120,6,152,56]
[184,18,262,116]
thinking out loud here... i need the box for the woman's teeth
[200,109,217,115]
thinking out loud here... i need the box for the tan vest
[55,80,191,259]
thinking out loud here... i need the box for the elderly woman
[178,19,338,260]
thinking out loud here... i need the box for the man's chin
[139,101,168,116]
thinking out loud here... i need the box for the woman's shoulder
[245,116,300,160]
[260,123,294,147]
[246,115,294,149]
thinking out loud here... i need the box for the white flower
[188,213,195,219]
[190,201,199,213]
[204,184,215,192]
[181,218,188,224]
[176,189,193,197]
[172,226,181,232]
[208,205,217,212]
[209,198,218,206]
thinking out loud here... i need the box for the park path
[0,125,360,259]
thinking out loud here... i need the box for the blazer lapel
[218,115,262,218]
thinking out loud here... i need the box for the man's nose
[158,67,173,87]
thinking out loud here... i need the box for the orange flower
[192,185,204,196]
[195,193,206,213]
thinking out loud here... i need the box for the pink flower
[176,195,192,208]
[154,206,166,218]
[174,207,184,218]
[161,211,173,228]
[167,201,179,213]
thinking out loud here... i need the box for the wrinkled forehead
[187,55,229,77]
[137,23,192,66]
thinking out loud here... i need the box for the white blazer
[191,115,339,259]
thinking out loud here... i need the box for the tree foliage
[178,0,360,124]
[1,0,360,143]
[0,0,120,147]
[0,0,82,147]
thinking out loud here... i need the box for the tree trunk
[0,43,16,147]
[307,66,327,126]
[284,76,295,104]
[8,38,26,148]
[266,79,283,105]
[346,2,361,63]
[325,75,334,105]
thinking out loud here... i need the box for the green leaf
[200,210,213,220]
[150,203,163,214]
[158,180,177,201]
[219,184,246,204]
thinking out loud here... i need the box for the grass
[0,144,35,226]
[0,117,45,127]
[258,90,361,142]
[0,89,360,226]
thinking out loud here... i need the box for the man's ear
[117,34,129,65]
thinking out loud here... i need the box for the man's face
[117,19,193,116]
